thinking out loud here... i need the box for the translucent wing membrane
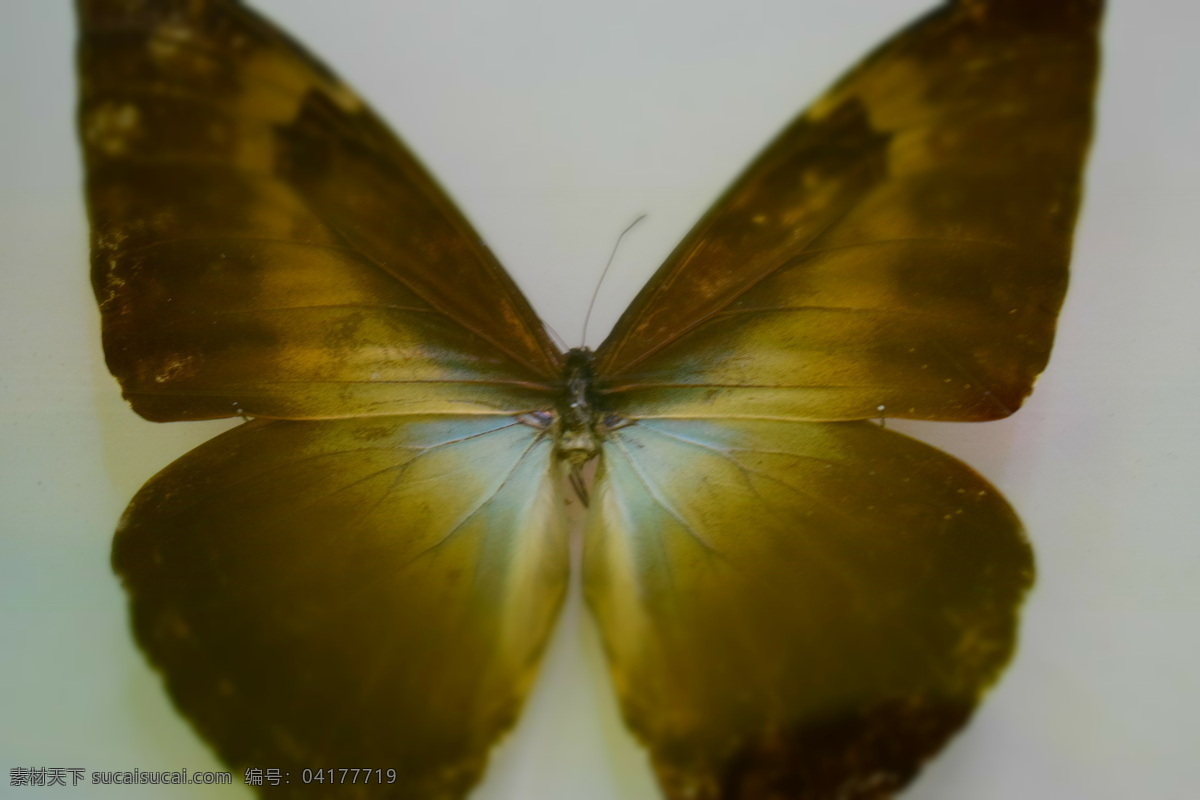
[596,0,1102,423]
[113,415,567,798]
[77,0,561,422]
[586,418,1032,798]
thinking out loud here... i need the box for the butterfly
[75,0,1103,797]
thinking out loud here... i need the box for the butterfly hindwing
[595,0,1102,424]
[587,418,1031,797]
[113,414,567,797]
[77,0,560,422]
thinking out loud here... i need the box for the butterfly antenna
[581,214,647,347]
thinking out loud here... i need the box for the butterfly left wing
[114,414,567,798]
[79,3,572,794]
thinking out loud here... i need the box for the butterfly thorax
[556,347,604,469]
[526,347,628,501]
[518,347,628,502]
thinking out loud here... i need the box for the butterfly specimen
[76,0,1103,797]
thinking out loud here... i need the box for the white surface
[1,1,1197,798]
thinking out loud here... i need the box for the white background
[2,1,1197,798]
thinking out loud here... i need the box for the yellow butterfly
[76,0,1103,797]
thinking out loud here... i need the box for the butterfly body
[515,346,617,501]
[75,0,1103,797]
[554,347,606,465]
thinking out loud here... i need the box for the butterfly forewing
[595,0,1102,424]
[77,0,560,422]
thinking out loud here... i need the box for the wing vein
[394,434,544,571]
[630,424,879,596]
[610,436,720,555]
[610,186,869,375]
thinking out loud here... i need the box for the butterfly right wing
[77,0,561,423]
[581,1,1102,796]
